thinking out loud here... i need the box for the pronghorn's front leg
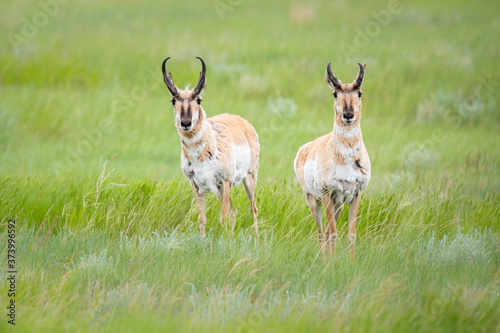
[220,180,231,226]
[348,193,361,258]
[191,182,207,237]
[322,195,343,254]
[307,193,326,254]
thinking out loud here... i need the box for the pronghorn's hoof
[320,244,327,259]
[253,222,259,236]
[349,243,356,259]
[327,243,336,255]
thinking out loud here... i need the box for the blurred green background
[1,0,498,195]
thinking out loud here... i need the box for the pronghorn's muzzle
[343,112,355,124]
[180,120,192,131]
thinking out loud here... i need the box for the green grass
[1,0,500,331]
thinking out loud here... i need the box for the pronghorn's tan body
[294,62,370,257]
[294,129,370,203]
[162,58,259,236]
[179,112,259,196]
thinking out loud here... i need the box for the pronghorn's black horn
[353,62,366,89]
[162,57,179,97]
[193,57,206,96]
[325,61,341,90]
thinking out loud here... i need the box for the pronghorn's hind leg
[306,193,326,255]
[348,193,361,258]
[243,173,258,235]
[191,182,207,237]
[220,180,231,227]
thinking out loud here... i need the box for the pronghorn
[161,57,260,236]
[294,61,371,257]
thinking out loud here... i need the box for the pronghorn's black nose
[344,113,354,120]
[181,120,192,128]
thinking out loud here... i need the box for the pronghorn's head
[325,62,366,126]
[162,57,207,133]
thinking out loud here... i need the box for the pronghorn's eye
[171,99,176,106]
[358,92,362,98]
[197,98,202,105]
[333,92,337,98]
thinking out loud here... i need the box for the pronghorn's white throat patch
[185,142,207,159]
[334,123,360,138]
[338,141,360,160]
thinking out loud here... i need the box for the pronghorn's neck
[332,122,362,145]
[178,108,217,163]
[330,121,363,164]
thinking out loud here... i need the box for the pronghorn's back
[206,113,259,187]
[208,113,260,174]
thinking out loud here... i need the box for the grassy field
[1,0,500,331]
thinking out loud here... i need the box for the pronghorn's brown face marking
[325,62,366,127]
[171,91,203,133]
[162,57,207,133]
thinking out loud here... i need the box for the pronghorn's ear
[192,57,207,96]
[162,57,179,97]
[352,62,366,90]
[325,61,341,91]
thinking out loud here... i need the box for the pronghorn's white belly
[181,143,251,195]
[303,157,370,204]
[232,143,251,186]
[328,164,369,203]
